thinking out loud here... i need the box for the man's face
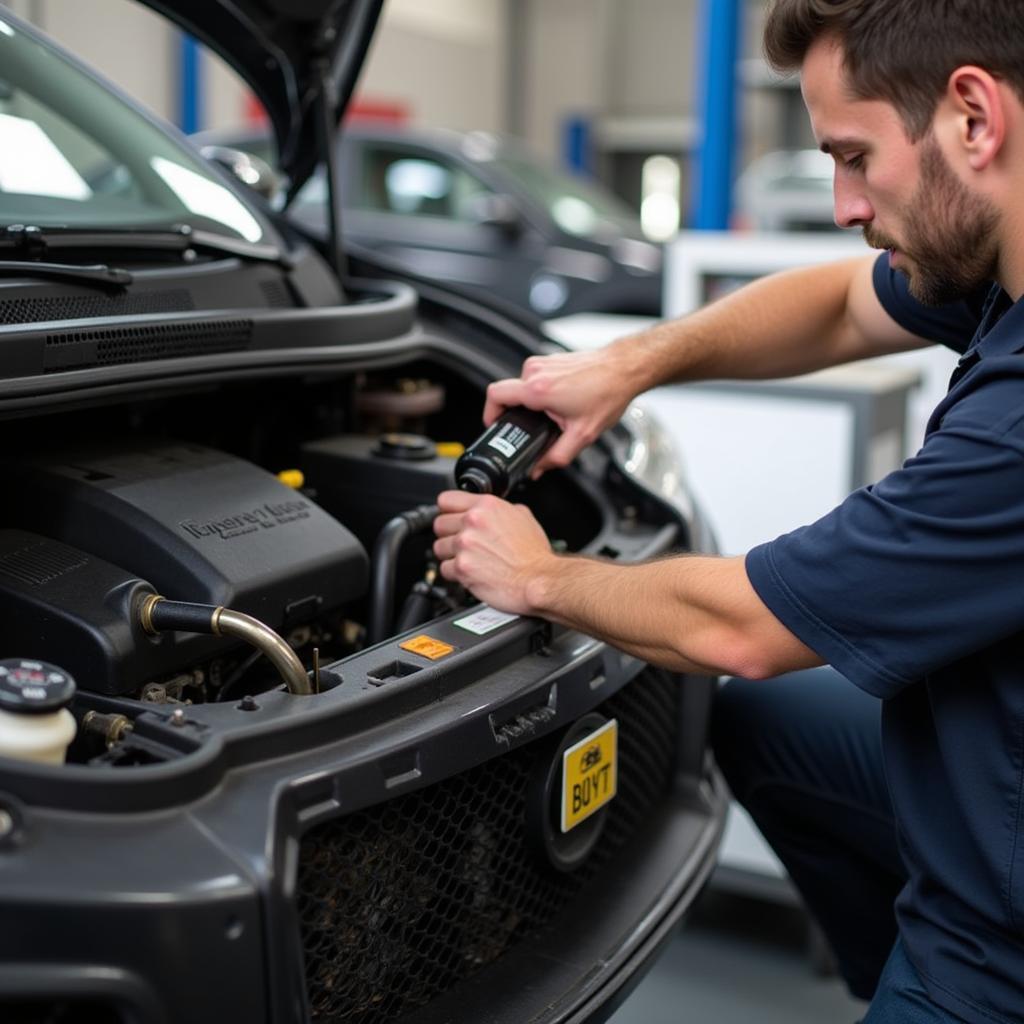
[801,37,999,305]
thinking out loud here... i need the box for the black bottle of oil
[455,406,561,496]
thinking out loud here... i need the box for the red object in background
[243,92,268,125]
[345,98,409,125]
[243,92,408,126]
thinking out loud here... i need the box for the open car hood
[139,0,383,196]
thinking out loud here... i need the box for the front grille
[297,668,680,1023]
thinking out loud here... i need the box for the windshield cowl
[0,224,290,270]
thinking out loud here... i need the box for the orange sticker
[399,634,456,660]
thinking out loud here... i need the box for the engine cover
[0,530,178,694]
[7,441,368,633]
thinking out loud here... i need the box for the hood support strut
[300,0,384,278]
[316,60,346,278]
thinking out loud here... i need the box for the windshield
[0,14,266,244]
[492,153,642,241]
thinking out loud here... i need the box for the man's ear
[944,66,1005,170]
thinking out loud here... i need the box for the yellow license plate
[561,718,618,833]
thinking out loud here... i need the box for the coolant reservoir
[0,659,77,764]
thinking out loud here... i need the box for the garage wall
[0,0,509,138]
[518,0,614,164]
[359,0,508,132]
[605,0,698,118]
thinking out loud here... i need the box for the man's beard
[863,132,999,306]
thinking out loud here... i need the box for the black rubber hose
[148,599,217,634]
[394,581,435,634]
[366,504,439,645]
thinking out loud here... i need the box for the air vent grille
[260,279,293,308]
[43,318,253,371]
[0,540,88,587]
[0,290,194,326]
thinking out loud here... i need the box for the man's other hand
[432,489,558,615]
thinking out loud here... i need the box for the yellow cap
[435,442,465,458]
[277,469,305,489]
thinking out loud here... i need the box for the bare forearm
[434,492,823,678]
[525,552,815,678]
[539,564,723,675]
[607,254,923,393]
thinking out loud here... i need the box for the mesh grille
[43,318,253,371]
[0,290,194,326]
[297,668,680,1024]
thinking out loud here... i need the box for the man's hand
[483,346,643,475]
[432,490,559,614]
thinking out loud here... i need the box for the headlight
[618,402,693,520]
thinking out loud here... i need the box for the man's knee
[710,675,773,802]
[711,667,857,802]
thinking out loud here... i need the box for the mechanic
[432,2,1024,1022]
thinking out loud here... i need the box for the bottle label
[488,436,517,458]
[487,423,529,459]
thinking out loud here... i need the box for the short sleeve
[746,419,1024,697]
[872,251,988,354]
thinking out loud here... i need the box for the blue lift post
[691,0,742,230]
[178,33,201,134]
[563,115,594,177]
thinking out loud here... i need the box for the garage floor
[608,888,868,1024]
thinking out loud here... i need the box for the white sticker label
[453,606,520,635]
[487,436,517,458]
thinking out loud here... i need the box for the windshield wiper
[0,224,290,268]
[0,259,132,290]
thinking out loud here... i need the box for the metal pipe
[140,595,312,696]
[212,608,311,696]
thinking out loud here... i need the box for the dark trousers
[710,668,906,1002]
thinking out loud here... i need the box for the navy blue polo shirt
[746,253,1024,1024]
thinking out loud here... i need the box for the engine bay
[0,363,670,771]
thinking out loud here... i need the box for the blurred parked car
[196,123,665,317]
[734,148,838,232]
[0,2,724,1023]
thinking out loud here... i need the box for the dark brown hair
[763,0,1024,140]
